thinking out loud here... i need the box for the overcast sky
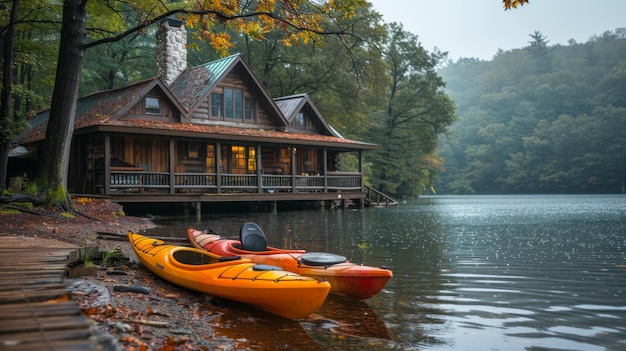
[368,0,626,61]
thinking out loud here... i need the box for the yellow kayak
[128,232,330,319]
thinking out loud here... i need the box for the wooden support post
[257,145,263,193]
[291,147,297,193]
[323,149,328,193]
[216,142,222,194]
[272,201,277,214]
[104,134,111,195]
[169,139,175,194]
[194,201,201,222]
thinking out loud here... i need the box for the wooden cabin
[13,20,377,212]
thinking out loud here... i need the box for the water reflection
[211,300,320,351]
[308,295,391,340]
[144,195,626,350]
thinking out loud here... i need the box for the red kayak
[188,223,392,300]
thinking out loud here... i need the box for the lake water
[145,195,626,351]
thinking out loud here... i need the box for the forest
[436,29,626,195]
[1,0,455,202]
[3,1,621,202]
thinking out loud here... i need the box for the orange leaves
[208,32,235,57]
[182,0,341,56]
[503,0,530,10]
[235,20,268,40]
[257,0,277,13]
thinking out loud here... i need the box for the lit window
[146,97,161,115]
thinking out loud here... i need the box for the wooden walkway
[0,236,101,351]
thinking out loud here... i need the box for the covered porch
[71,131,371,208]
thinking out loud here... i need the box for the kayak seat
[240,222,267,252]
[252,264,283,271]
[300,252,347,266]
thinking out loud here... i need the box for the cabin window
[224,88,243,120]
[234,90,243,119]
[244,98,255,120]
[188,143,199,158]
[211,93,223,117]
[146,97,161,115]
[295,112,305,128]
[247,147,256,171]
[212,88,251,121]
[205,144,216,172]
[225,89,233,118]
[223,145,256,174]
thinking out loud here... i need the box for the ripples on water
[147,195,626,351]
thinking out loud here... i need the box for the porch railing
[97,170,362,194]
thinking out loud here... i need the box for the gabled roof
[167,65,214,112]
[170,54,238,113]
[274,94,341,137]
[19,78,185,144]
[170,54,288,127]
[18,55,373,151]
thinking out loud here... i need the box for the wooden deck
[0,236,101,351]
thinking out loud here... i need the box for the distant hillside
[436,29,626,194]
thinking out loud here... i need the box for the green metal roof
[169,53,241,112]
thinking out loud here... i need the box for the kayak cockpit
[170,248,247,269]
[172,249,219,265]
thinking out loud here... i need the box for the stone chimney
[156,18,187,85]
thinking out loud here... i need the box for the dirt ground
[0,197,154,250]
[0,197,251,351]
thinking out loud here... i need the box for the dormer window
[295,112,305,128]
[146,97,161,115]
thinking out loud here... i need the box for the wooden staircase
[364,185,398,207]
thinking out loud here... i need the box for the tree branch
[83,7,363,50]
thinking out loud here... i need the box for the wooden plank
[0,301,81,319]
[0,271,65,281]
[0,239,98,350]
[1,266,66,273]
[0,315,90,332]
[0,264,69,271]
[0,289,69,303]
[0,328,92,343]
[0,257,70,265]
[0,339,96,351]
[0,282,65,292]
[0,250,72,257]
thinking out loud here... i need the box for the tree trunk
[36,0,87,209]
[0,0,19,190]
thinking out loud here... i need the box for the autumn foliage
[503,0,529,9]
